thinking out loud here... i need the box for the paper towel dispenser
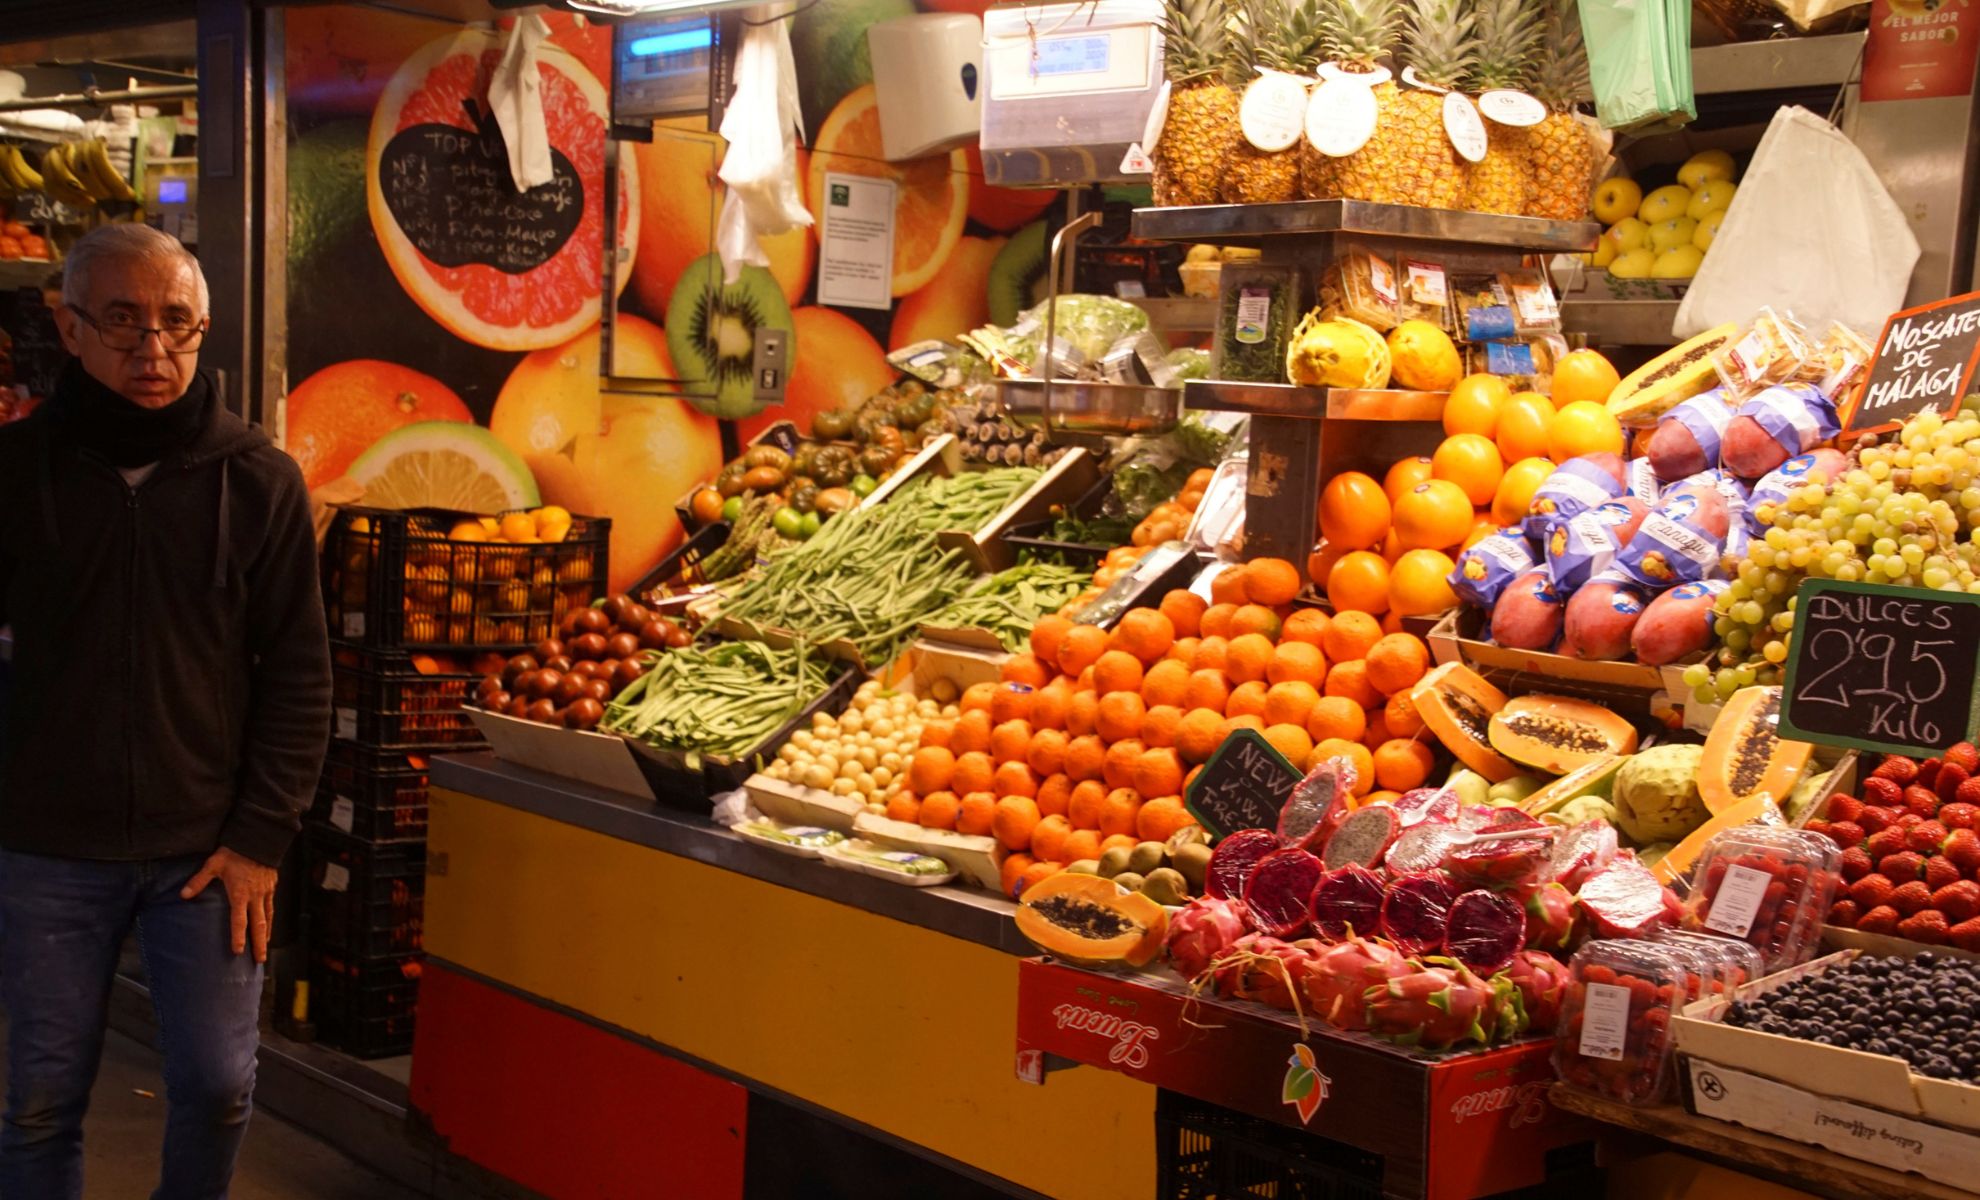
[979,0,1165,187]
[869,14,983,161]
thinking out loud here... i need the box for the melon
[1487,694,1639,775]
[1412,663,1520,783]
[1606,324,1740,426]
[1014,872,1168,966]
[1698,685,1813,814]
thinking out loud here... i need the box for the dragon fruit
[1499,950,1574,1034]
[1380,872,1460,956]
[1385,821,1469,875]
[1301,934,1414,1031]
[1309,864,1387,941]
[1546,820,1619,892]
[1520,881,1584,952]
[1461,806,1547,832]
[1443,890,1527,975]
[1242,848,1325,938]
[1390,787,1460,829]
[1165,896,1250,981]
[1321,804,1402,869]
[1445,830,1556,890]
[1212,933,1319,1010]
[1363,961,1501,1050]
[1205,829,1282,900]
[1576,854,1678,939]
[1280,757,1358,851]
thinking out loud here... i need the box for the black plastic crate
[308,950,420,1060]
[1157,1091,1384,1200]
[631,519,731,608]
[322,505,610,650]
[329,642,487,749]
[304,826,425,958]
[307,741,432,842]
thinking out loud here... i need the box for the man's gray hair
[60,223,209,316]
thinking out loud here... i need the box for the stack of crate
[310,506,609,1057]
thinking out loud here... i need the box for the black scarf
[49,358,212,469]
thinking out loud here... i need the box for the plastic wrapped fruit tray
[321,505,609,650]
[328,642,485,749]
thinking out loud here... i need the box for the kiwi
[1165,824,1208,854]
[1172,842,1212,891]
[1128,842,1166,876]
[986,220,1047,326]
[1111,871,1146,893]
[1065,859,1102,876]
[1140,867,1188,906]
[1097,846,1133,878]
[665,253,795,420]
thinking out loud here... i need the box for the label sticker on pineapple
[1142,81,1171,155]
[1404,260,1449,305]
[1704,863,1773,937]
[1399,65,1448,93]
[1478,88,1547,127]
[1305,79,1377,158]
[1240,70,1312,152]
[1119,142,1153,175]
[1443,92,1488,163]
[1235,286,1272,344]
[330,796,355,834]
[1578,982,1632,1062]
[1316,62,1391,88]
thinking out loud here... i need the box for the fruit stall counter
[410,751,1157,1200]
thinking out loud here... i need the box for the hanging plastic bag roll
[1579,0,1695,134]
[488,15,554,192]
[715,4,816,285]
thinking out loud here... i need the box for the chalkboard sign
[2,288,65,401]
[1185,728,1301,839]
[377,102,583,275]
[1844,291,1980,436]
[1779,578,1980,757]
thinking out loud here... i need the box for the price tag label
[1478,89,1547,127]
[1120,141,1153,175]
[342,613,365,639]
[1703,864,1772,937]
[1578,981,1632,1062]
[1235,286,1272,344]
[1404,260,1449,305]
[1305,79,1378,158]
[320,863,351,893]
[1443,92,1488,163]
[330,796,356,834]
[1240,70,1311,152]
[1781,578,1980,757]
[334,707,358,742]
[1142,81,1172,154]
[1367,255,1399,305]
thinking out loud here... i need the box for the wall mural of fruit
[630,118,814,314]
[284,358,472,490]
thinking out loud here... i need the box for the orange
[952,750,996,795]
[1393,480,1474,550]
[1031,814,1073,863]
[1067,779,1109,830]
[1160,590,1207,638]
[1076,666,1097,693]
[1030,681,1071,731]
[1230,604,1284,639]
[1062,828,1104,862]
[1036,773,1074,817]
[1362,704,1393,747]
[1001,653,1051,688]
[1110,609,1176,666]
[1495,392,1556,463]
[1307,542,1347,589]
[1382,610,1408,637]
[1141,659,1192,709]
[1320,611,1382,668]
[1385,690,1427,738]
[1056,624,1109,677]
[1210,566,1251,607]
[1096,691,1148,743]
[1000,852,1038,898]
[1383,456,1437,505]
[808,85,967,296]
[1065,735,1107,782]
[1132,747,1185,798]
[1167,637,1200,666]
[1389,549,1459,617]
[919,719,954,750]
[1282,608,1331,648]
[1141,705,1185,749]
[1190,636,1231,674]
[1431,433,1505,507]
[1184,765,1203,794]
[1363,790,1402,809]
[1372,739,1436,791]
[1313,738,1375,795]
[960,682,996,714]
[1099,789,1144,839]
[284,359,473,490]
[1100,833,1139,855]
[1243,558,1303,607]
[1093,650,1146,697]
[1267,641,1328,688]
[1026,728,1069,777]
[989,683,1034,725]
[992,795,1041,850]
[908,746,957,794]
[1365,633,1431,696]
[1225,633,1276,685]
[957,792,997,835]
[1066,691,1100,738]
[1326,551,1391,616]
[994,761,1041,799]
[1381,528,1408,564]
[1225,681,1270,719]
[1029,614,1075,669]
[951,710,993,755]
[919,790,960,830]
[1546,400,1625,462]
[1551,349,1622,407]
[1103,739,1147,790]
[1324,660,1383,709]
[886,792,922,823]
[1264,681,1321,729]
[1177,708,1228,763]
[1464,515,1501,549]
[1263,723,1315,765]
[1184,669,1233,714]
[1443,374,1512,440]
[1225,714,1266,736]
[1306,696,1367,744]
[1200,604,1238,641]
[1136,798,1197,843]
[1320,472,1392,551]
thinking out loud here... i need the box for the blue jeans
[0,850,262,1200]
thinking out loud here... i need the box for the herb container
[1212,263,1301,384]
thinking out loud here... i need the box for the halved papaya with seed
[1014,873,1168,967]
[1698,686,1811,815]
[1487,694,1638,776]
[1411,663,1520,783]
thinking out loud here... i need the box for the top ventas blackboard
[378,102,583,277]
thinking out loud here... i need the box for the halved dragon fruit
[1460,806,1548,833]
[1279,757,1358,851]
[1320,804,1401,870]
[1520,881,1584,952]
[1385,821,1469,876]
[1545,820,1619,893]
[1390,787,1460,829]
[1445,830,1557,891]
[1309,864,1387,941]
[1242,848,1326,938]
[1576,854,1677,939]
[1443,889,1528,975]
[1212,933,1318,1010]
[1302,934,1413,1031]
[1380,872,1460,956]
[1363,961,1500,1050]
[1165,896,1250,981]
[1499,949,1574,1034]
[1205,828,1282,900]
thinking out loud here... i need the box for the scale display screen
[613,15,716,122]
[1032,34,1112,77]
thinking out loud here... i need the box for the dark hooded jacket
[0,367,331,866]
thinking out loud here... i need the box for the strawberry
[1919,759,1943,789]
[1947,742,1980,774]
[1840,846,1875,882]
[1880,850,1926,881]
[1900,812,1926,828]
[1926,855,1964,891]
[1850,873,1896,908]
[1904,786,1942,817]
[1957,778,1980,808]
[1941,801,1980,830]
[1897,909,1950,945]
[1827,820,1866,849]
[1859,806,1901,835]
[1805,818,1833,840]
[1857,904,1902,934]
[1909,820,1951,854]
[1827,794,1865,824]
[1940,762,1975,805]
[1866,827,1909,860]
[1873,756,1919,786]
[1828,898,1862,927]
[1944,828,1980,873]
[1860,777,1903,808]
[1951,916,1980,952]
[1932,880,1980,923]
[1890,880,1934,915]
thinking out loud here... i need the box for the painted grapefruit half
[806,85,967,297]
[283,358,472,489]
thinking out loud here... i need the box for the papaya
[1523,754,1625,816]
[1014,872,1168,967]
[1606,324,1741,426]
[1698,685,1812,815]
[1411,663,1520,783]
[1652,793,1771,884]
[1487,694,1639,776]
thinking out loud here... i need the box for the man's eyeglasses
[70,307,206,353]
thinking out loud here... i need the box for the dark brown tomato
[605,632,639,660]
[582,679,613,703]
[529,669,563,700]
[613,659,646,690]
[553,674,588,705]
[534,638,565,663]
[638,620,672,651]
[525,698,559,724]
[485,690,512,712]
[505,696,532,719]
[570,632,609,661]
[573,608,613,635]
[542,656,573,674]
[565,698,605,730]
[501,654,539,687]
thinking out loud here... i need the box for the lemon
[348,421,541,512]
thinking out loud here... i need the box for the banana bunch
[0,144,40,195]
[36,143,95,209]
[73,139,136,203]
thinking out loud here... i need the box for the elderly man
[0,223,330,1197]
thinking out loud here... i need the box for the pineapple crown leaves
[1320,0,1405,71]
[1466,0,1543,92]
[1231,0,1329,77]
[1403,0,1481,90]
[1161,0,1237,84]
[1531,0,1591,111]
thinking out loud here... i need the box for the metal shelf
[1692,32,1866,96]
[1131,199,1601,253]
[1184,380,1447,421]
[1560,298,1683,346]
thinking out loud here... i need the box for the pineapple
[1462,0,1541,214]
[1154,0,1241,207]
[1223,0,1328,203]
[1521,0,1595,220]
[1384,0,1480,210]
[1307,0,1405,203]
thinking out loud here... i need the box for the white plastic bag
[489,15,554,192]
[1675,106,1919,340]
[715,4,814,284]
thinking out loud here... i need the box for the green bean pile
[603,640,832,759]
[905,467,1042,533]
[926,559,1092,650]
